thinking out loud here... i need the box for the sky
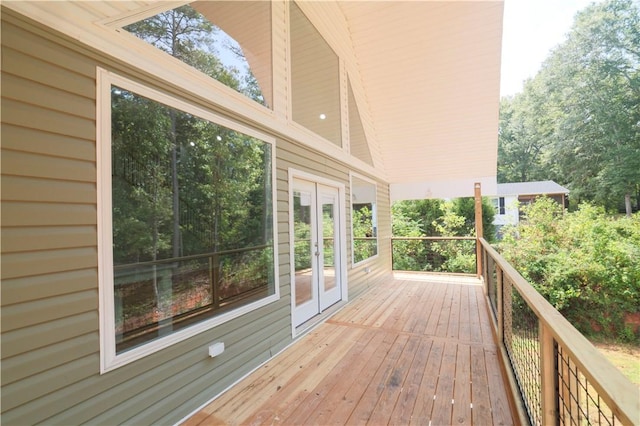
[500,0,596,97]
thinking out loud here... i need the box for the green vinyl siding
[1,13,99,423]
[1,9,391,425]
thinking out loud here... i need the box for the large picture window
[99,71,277,371]
[351,174,378,264]
[124,2,272,108]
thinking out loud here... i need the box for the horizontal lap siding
[0,16,293,426]
[0,15,103,425]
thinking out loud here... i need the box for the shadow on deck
[183,272,517,425]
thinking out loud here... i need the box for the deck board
[184,273,517,425]
[302,329,387,425]
[471,345,494,425]
[324,331,398,425]
[387,338,432,424]
[453,343,472,424]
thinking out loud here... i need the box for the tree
[499,0,640,215]
[448,197,496,242]
[497,80,555,184]
[545,0,640,216]
[112,6,273,324]
[391,202,429,271]
[111,88,174,264]
[391,199,443,236]
[391,198,496,273]
[499,198,640,342]
[127,7,216,258]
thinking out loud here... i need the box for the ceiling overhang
[3,0,503,199]
[339,1,504,199]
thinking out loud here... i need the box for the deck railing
[478,238,639,426]
[390,236,477,274]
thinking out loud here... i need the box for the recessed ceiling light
[319,113,326,120]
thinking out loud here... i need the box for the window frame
[97,68,279,373]
[117,2,275,111]
[349,172,379,267]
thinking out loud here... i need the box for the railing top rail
[114,244,271,270]
[391,236,476,241]
[479,238,639,425]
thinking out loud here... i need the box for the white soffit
[5,0,503,199]
[338,1,504,198]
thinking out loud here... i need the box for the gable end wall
[0,9,390,425]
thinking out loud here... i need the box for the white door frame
[289,168,348,335]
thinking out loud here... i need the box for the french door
[292,178,343,327]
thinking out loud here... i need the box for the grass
[592,341,640,385]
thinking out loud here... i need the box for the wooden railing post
[474,182,483,277]
[497,265,504,342]
[540,322,558,425]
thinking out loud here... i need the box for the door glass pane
[322,197,337,291]
[293,190,313,305]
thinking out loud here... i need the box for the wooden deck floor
[183,273,516,425]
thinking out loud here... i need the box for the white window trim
[97,68,279,373]
[349,172,379,267]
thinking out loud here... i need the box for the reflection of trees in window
[111,86,274,353]
[125,3,271,107]
[353,204,376,263]
[293,192,312,271]
[351,176,378,264]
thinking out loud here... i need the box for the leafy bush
[499,198,640,342]
[391,198,490,274]
[391,202,430,271]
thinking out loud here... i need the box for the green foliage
[125,5,266,105]
[392,199,443,236]
[393,197,495,240]
[447,197,496,242]
[436,241,477,274]
[433,200,467,236]
[499,198,640,342]
[353,205,377,263]
[391,197,494,273]
[498,0,640,214]
[498,82,554,184]
[112,87,272,262]
[391,202,429,270]
[112,6,277,343]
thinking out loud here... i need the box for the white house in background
[493,180,570,230]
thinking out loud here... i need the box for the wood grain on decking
[183,273,517,426]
